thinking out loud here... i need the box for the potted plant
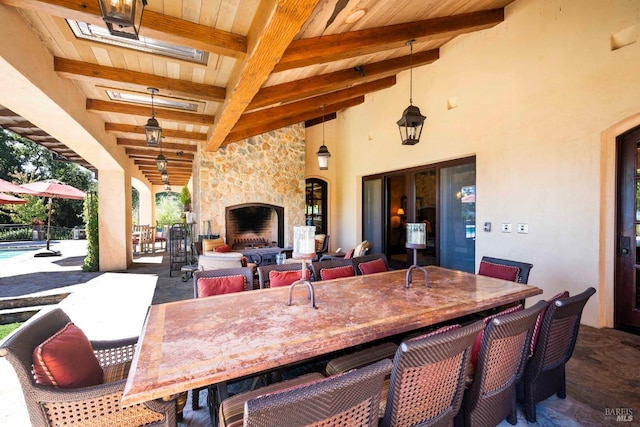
[180,186,191,212]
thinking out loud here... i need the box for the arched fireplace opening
[225,203,284,249]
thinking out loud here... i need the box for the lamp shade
[397,105,426,145]
[316,144,331,170]
[97,0,147,40]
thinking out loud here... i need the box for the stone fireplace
[226,203,284,249]
[192,123,306,247]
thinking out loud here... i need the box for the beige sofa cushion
[202,237,226,255]
[198,253,244,270]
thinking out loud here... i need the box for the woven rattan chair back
[243,358,392,427]
[257,262,305,288]
[456,300,546,427]
[0,308,176,427]
[352,253,390,275]
[518,287,596,422]
[311,258,354,281]
[381,321,484,427]
[480,256,533,284]
[193,267,255,297]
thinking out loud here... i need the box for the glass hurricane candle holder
[406,223,426,248]
[293,226,316,259]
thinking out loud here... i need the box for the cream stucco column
[99,170,132,271]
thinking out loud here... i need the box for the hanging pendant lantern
[144,87,162,147]
[397,40,426,145]
[316,104,331,170]
[97,0,147,40]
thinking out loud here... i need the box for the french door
[362,157,475,272]
[615,126,640,332]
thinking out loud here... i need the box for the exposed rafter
[86,100,215,125]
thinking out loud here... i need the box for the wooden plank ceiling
[0,0,515,186]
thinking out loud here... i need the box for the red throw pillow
[320,265,355,280]
[358,258,387,275]
[214,244,232,253]
[529,291,570,357]
[343,249,355,259]
[32,322,103,388]
[471,304,523,368]
[478,261,520,282]
[269,270,310,288]
[198,275,245,297]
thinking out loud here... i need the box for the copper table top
[122,266,542,406]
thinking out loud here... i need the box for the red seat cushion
[214,244,232,253]
[529,291,570,357]
[471,304,523,368]
[197,275,246,297]
[269,269,310,288]
[358,258,388,275]
[478,261,520,282]
[32,322,103,388]
[320,265,355,280]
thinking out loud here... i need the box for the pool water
[0,249,38,260]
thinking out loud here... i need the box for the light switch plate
[517,223,529,234]
[501,223,512,233]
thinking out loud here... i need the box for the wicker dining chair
[310,258,355,281]
[219,358,392,427]
[191,267,256,411]
[381,321,484,427]
[455,300,546,427]
[257,262,306,288]
[517,287,596,422]
[0,308,178,427]
[352,253,390,275]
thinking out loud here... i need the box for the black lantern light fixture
[316,104,331,170]
[164,182,171,192]
[397,40,426,145]
[97,0,147,40]
[160,170,169,183]
[156,143,167,171]
[144,87,162,147]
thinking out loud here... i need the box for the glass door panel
[439,163,476,272]
[363,178,383,254]
[414,169,437,266]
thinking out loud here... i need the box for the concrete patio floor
[0,239,633,427]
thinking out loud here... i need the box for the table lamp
[406,223,429,287]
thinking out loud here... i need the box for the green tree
[0,133,95,228]
[155,192,181,227]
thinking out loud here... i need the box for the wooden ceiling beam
[55,58,225,103]
[135,159,193,167]
[204,0,321,152]
[234,76,395,132]
[225,96,365,144]
[249,50,438,111]
[126,148,194,160]
[87,100,215,125]
[116,138,196,152]
[0,0,246,58]
[105,123,207,141]
[274,9,504,72]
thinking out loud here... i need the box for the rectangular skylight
[67,20,209,65]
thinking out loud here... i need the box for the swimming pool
[0,249,31,260]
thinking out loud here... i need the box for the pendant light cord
[322,104,326,145]
[409,40,414,106]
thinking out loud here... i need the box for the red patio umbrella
[0,192,27,204]
[0,177,38,195]
[20,179,85,255]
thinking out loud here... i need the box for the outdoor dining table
[121,266,542,406]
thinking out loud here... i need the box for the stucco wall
[194,124,306,247]
[306,0,640,327]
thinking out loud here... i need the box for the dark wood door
[615,126,640,332]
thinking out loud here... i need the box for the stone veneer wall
[193,124,306,247]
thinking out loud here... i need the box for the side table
[181,265,198,282]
